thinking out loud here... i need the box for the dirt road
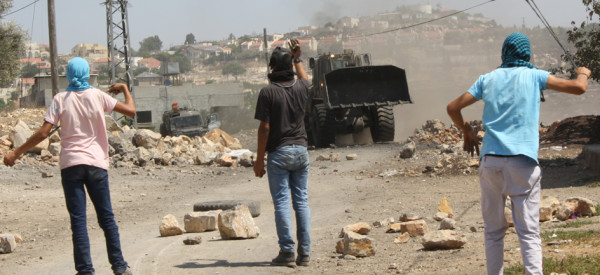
[1,142,599,275]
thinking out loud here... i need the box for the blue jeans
[61,165,128,274]
[267,145,311,255]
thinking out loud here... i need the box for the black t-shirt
[254,78,310,153]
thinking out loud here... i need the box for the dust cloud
[353,36,600,142]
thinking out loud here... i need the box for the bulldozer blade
[324,65,412,108]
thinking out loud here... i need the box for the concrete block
[582,144,600,171]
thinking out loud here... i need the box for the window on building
[136,111,152,123]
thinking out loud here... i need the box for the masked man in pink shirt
[4,57,135,275]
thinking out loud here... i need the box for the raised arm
[108,83,136,117]
[546,67,591,95]
[289,39,308,80]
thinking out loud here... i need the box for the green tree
[153,52,192,74]
[139,35,162,53]
[0,97,15,112]
[0,0,26,87]
[0,1,11,13]
[562,0,600,81]
[238,35,252,44]
[10,91,18,100]
[222,62,246,80]
[185,33,196,45]
[20,63,39,78]
[133,66,149,76]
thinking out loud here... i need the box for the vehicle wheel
[193,200,261,217]
[370,106,395,142]
[310,104,336,148]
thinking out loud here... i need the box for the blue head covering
[500,33,536,69]
[66,57,93,91]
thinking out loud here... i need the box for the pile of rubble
[410,119,483,145]
[540,115,600,145]
[332,195,597,260]
[522,196,596,223]
[399,119,484,176]
[0,111,255,168]
[403,117,597,176]
[106,117,255,168]
[334,198,468,260]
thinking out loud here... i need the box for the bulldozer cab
[310,50,371,72]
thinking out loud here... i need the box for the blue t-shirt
[468,67,550,162]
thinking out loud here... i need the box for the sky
[2,0,593,54]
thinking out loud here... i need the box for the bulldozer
[307,49,412,147]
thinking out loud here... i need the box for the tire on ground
[370,106,395,142]
[310,104,336,148]
[193,200,261,217]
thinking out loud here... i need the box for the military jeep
[159,108,220,137]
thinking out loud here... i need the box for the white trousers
[479,155,543,275]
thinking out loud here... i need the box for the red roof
[20,58,43,64]
[94,57,110,63]
[21,78,35,84]
[138,57,161,69]
[424,31,443,39]
[248,42,263,50]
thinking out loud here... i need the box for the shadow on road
[539,156,600,189]
[174,259,271,269]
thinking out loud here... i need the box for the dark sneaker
[271,250,296,267]
[114,267,132,275]
[296,254,310,266]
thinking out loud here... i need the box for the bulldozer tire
[371,106,395,142]
[193,200,261,217]
[310,104,336,148]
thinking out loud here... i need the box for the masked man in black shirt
[254,39,311,267]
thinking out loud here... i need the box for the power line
[30,1,36,39]
[357,0,496,38]
[28,0,37,58]
[3,0,41,17]
[524,0,574,66]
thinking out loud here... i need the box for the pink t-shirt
[44,88,118,170]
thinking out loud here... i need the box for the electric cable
[525,0,581,102]
[28,0,36,57]
[525,0,574,66]
[3,0,40,17]
[355,0,496,38]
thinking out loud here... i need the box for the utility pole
[105,0,136,128]
[263,28,269,77]
[47,0,58,96]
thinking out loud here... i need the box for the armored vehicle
[159,107,220,137]
[307,49,413,147]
